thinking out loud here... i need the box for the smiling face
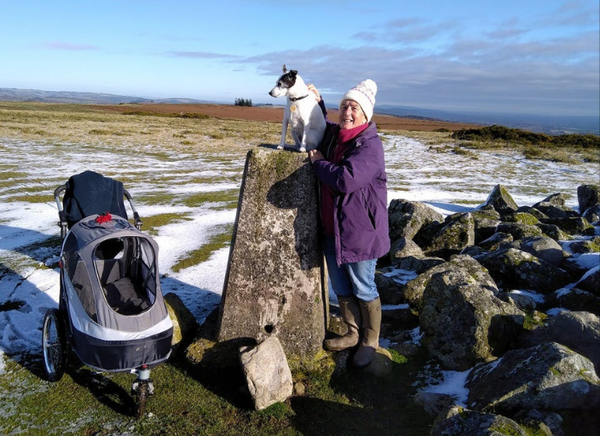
[338,99,367,130]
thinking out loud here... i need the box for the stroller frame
[42,171,173,417]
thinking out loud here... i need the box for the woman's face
[338,99,367,130]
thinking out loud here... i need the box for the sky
[1,0,599,117]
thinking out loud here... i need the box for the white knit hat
[340,79,377,122]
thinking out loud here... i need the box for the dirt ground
[88,103,480,132]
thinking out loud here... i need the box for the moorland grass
[171,225,233,272]
[0,102,596,435]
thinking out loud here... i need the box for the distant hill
[0,88,211,105]
[1,87,597,135]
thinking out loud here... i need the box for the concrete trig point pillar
[217,148,326,360]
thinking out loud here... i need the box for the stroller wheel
[42,308,67,382]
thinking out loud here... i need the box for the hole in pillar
[264,324,275,334]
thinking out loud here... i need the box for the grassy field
[0,102,596,435]
[0,102,438,435]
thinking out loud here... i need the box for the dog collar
[289,94,309,102]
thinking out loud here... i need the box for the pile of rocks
[377,184,600,435]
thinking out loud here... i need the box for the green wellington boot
[353,297,382,368]
[324,296,362,351]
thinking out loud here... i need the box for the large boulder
[533,193,579,219]
[576,266,600,296]
[482,184,519,217]
[419,266,524,370]
[477,232,513,251]
[540,217,596,236]
[466,342,600,414]
[550,288,600,317]
[506,235,567,267]
[374,270,405,305]
[388,199,444,242]
[578,184,600,214]
[477,248,572,293]
[423,212,475,259]
[516,311,600,373]
[470,206,502,243]
[496,222,543,239]
[404,255,497,312]
[389,236,425,264]
[582,204,600,223]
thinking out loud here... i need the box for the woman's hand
[307,84,321,102]
[309,149,324,163]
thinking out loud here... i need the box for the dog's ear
[282,64,287,73]
[290,70,298,77]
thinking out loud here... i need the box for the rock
[566,236,600,254]
[582,204,600,224]
[419,267,523,370]
[471,206,501,243]
[374,271,405,305]
[413,391,455,417]
[424,212,475,259]
[504,211,541,225]
[466,342,600,414]
[516,311,600,373]
[550,288,600,317]
[395,255,445,274]
[482,184,519,217]
[363,347,394,377]
[404,255,498,312]
[382,304,419,331]
[430,405,528,436]
[478,231,513,251]
[164,292,198,351]
[388,199,444,242]
[498,290,543,311]
[506,235,567,267]
[540,216,595,236]
[533,192,579,219]
[537,223,570,241]
[477,248,571,293]
[578,184,600,214]
[576,266,600,296]
[240,335,293,410]
[389,237,424,264]
[217,149,325,360]
[496,222,543,239]
[516,205,549,220]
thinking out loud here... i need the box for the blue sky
[1,0,598,117]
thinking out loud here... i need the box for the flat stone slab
[217,148,325,359]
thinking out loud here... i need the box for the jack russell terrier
[269,65,326,152]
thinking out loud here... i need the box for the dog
[268,64,326,152]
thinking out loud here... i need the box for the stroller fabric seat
[104,277,151,315]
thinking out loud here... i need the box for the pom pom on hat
[340,79,377,122]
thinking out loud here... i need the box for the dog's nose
[269,91,274,96]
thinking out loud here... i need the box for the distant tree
[234,98,253,107]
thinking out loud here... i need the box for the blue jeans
[323,236,379,302]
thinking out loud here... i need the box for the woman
[308,79,390,368]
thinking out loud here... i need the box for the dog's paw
[277,145,284,150]
[298,147,306,153]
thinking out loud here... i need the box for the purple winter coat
[312,120,390,266]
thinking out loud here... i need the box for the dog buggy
[41,170,173,417]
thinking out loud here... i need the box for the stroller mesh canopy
[62,215,169,332]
